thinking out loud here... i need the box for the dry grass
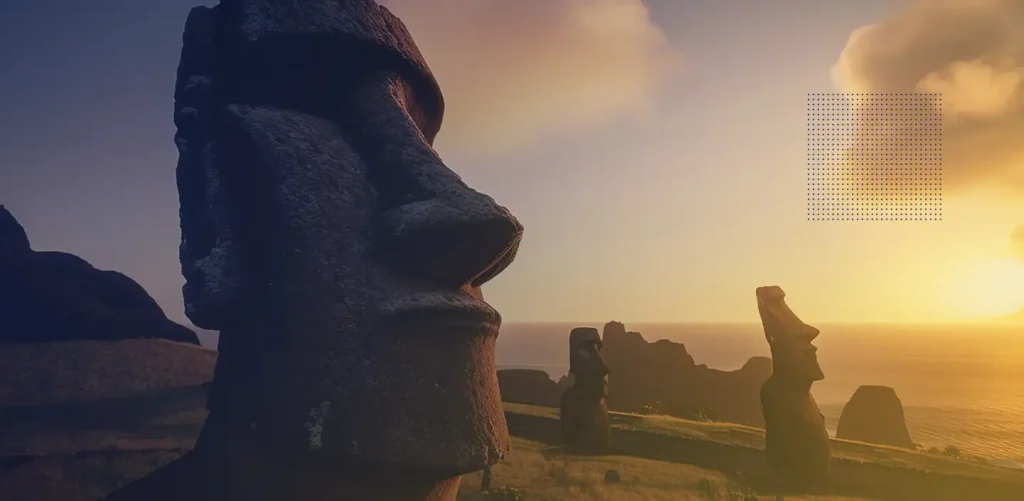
[503,403,1023,484]
[0,339,215,407]
[458,437,872,501]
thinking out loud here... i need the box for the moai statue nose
[344,73,524,288]
[379,196,524,287]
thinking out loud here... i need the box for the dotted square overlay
[807,93,942,221]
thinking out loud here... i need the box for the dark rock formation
[836,385,915,449]
[757,286,830,489]
[496,323,771,427]
[0,205,29,258]
[0,206,199,346]
[601,321,769,426]
[560,327,610,453]
[498,369,568,407]
[104,2,523,501]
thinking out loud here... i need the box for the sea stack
[756,286,830,489]
[102,1,524,500]
[836,385,915,449]
[560,327,611,454]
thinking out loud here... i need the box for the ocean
[495,322,1024,467]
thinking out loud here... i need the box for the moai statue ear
[174,6,240,330]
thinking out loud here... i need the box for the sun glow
[947,258,1024,319]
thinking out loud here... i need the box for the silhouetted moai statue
[757,286,830,489]
[560,327,611,454]
[102,1,523,500]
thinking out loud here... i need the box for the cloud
[831,0,1024,194]
[1012,226,1024,262]
[381,0,679,157]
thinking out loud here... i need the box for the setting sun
[947,258,1024,318]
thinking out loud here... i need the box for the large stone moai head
[569,327,609,397]
[174,0,523,479]
[756,286,824,384]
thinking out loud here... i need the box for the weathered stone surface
[105,1,523,500]
[756,286,830,489]
[560,327,611,453]
[0,207,199,346]
[836,385,915,449]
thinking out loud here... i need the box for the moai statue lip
[175,0,524,481]
[756,286,824,382]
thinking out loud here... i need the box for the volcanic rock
[0,206,199,345]
[836,385,915,449]
[497,369,567,407]
[602,322,767,426]
[497,322,771,427]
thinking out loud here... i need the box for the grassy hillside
[504,403,1016,481]
[503,403,1024,500]
[2,345,1021,501]
[458,437,871,501]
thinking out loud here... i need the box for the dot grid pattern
[807,93,942,221]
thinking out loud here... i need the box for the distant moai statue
[757,286,830,488]
[102,1,523,500]
[560,327,611,453]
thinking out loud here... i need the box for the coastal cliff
[498,321,772,427]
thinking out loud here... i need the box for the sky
[2,0,1023,325]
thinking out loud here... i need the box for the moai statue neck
[104,2,523,500]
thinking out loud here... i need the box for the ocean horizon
[495,321,1024,467]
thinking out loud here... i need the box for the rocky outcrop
[0,205,29,257]
[0,206,199,346]
[602,321,768,426]
[497,322,771,427]
[836,385,915,449]
[497,369,568,407]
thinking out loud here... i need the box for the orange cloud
[381,0,679,157]
[832,0,1024,194]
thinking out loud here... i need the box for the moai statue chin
[756,286,831,489]
[103,1,523,501]
[560,327,611,454]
